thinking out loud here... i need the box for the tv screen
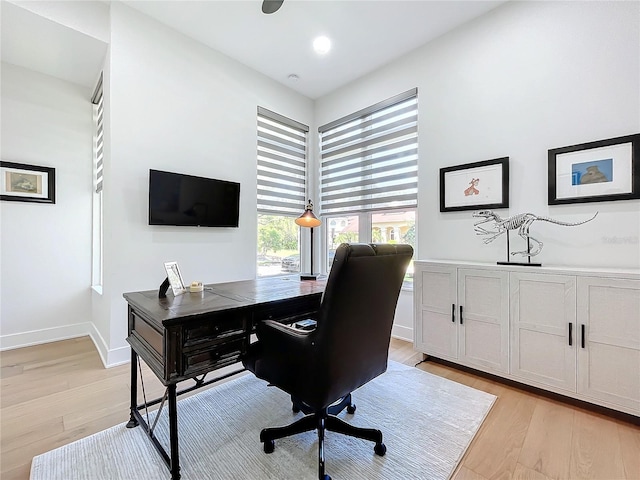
[149,169,240,227]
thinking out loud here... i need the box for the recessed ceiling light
[313,36,331,55]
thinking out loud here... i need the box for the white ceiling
[123,0,507,99]
[0,1,108,88]
[1,0,507,98]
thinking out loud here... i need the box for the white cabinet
[414,264,509,375]
[510,272,577,392]
[577,276,640,413]
[414,264,457,360]
[458,269,509,374]
[414,261,640,416]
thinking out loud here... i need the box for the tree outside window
[257,214,300,277]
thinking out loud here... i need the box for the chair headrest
[333,243,413,261]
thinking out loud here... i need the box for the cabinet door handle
[451,304,455,323]
[568,322,573,346]
[459,305,464,325]
[581,324,586,348]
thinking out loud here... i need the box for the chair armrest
[257,318,314,340]
[256,319,314,359]
[262,319,311,333]
[246,319,320,397]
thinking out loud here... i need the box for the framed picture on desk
[164,261,187,295]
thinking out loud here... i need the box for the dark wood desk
[123,275,325,480]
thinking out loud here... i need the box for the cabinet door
[414,265,458,360]
[458,269,509,374]
[577,277,640,414]
[510,272,577,392]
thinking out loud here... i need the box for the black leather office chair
[243,243,413,480]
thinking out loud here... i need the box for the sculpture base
[497,261,542,267]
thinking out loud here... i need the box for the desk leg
[168,384,181,480]
[126,348,139,428]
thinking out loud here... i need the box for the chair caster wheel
[374,442,387,456]
[346,404,356,414]
[322,475,331,480]
[263,440,275,454]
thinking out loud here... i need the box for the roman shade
[91,74,104,194]
[319,88,418,215]
[257,107,309,216]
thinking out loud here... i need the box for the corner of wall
[87,320,129,368]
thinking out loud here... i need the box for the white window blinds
[91,74,104,193]
[257,107,309,216]
[319,88,418,216]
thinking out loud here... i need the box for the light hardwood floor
[1,336,638,480]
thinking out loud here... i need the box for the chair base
[260,407,386,480]
[291,393,356,416]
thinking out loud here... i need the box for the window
[372,210,415,282]
[319,89,418,284]
[325,210,415,283]
[257,107,309,276]
[326,215,359,267]
[91,74,104,290]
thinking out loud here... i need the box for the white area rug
[30,361,495,480]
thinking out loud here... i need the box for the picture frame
[548,133,640,205]
[0,161,56,204]
[440,157,509,212]
[164,261,187,296]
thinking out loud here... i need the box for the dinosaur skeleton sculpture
[473,210,598,257]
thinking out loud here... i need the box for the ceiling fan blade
[262,0,284,14]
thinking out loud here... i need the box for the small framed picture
[440,157,509,212]
[0,161,56,204]
[164,261,187,296]
[548,133,639,205]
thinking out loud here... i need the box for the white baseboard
[73,323,129,368]
[105,345,131,368]
[0,322,92,351]
[0,322,130,369]
[87,323,129,368]
[391,324,413,342]
[87,322,109,366]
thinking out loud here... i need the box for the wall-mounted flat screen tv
[149,169,240,227]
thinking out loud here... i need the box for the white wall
[391,289,413,341]
[315,1,640,339]
[4,0,638,357]
[315,1,640,271]
[92,3,314,365]
[0,63,93,348]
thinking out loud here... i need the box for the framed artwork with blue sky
[548,133,640,205]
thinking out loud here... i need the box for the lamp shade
[295,200,321,228]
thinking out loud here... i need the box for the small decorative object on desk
[163,261,187,296]
[473,209,598,266]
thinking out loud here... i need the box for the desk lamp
[295,200,322,280]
